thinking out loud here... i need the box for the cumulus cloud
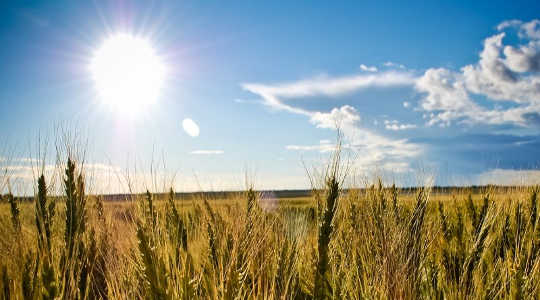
[190,150,224,155]
[243,18,540,174]
[309,105,361,129]
[416,68,486,126]
[521,19,540,39]
[461,32,539,102]
[500,19,540,40]
[308,107,419,160]
[182,118,200,137]
[243,74,421,172]
[416,19,540,127]
[503,38,540,72]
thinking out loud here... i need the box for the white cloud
[461,32,540,103]
[242,70,417,130]
[234,98,259,104]
[496,19,522,31]
[286,144,337,153]
[4,159,309,194]
[475,168,540,186]
[1,161,126,195]
[416,19,540,127]
[2,162,121,180]
[519,19,540,40]
[244,74,421,172]
[416,68,485,126]
[383,61,406,69]
[190,150,224,155]
[243,19,540,173]
[14,158,40,163]
[360,64,378,72]
[242,71,415,115]
[287,139,339,153]
[403,101,411,108]
[384,120,417,131]
[385,124,417,131]
[310,105,361,129]
[503,39,540,73]
[182,118,200,137]
[307,107,420,160]
[0,157,41,164]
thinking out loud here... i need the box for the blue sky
[1,1,540,193]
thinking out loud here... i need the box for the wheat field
[0,153,539,299]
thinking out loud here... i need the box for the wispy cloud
[360,64,378,72]
[383,61,406,69]
[242,71,415,115]
[475,168,540,186]
[190,150,224,155]
[243,75,421,172]
[0,157,41,163]
[1,161,126,195]
[234,98,260,104]
[252,71,415,97]
[496,19,523,31]
[384,120,417,131]
[286,140,338,153]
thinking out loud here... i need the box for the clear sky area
[1,1,540,193]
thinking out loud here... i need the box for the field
[1,157,540,299]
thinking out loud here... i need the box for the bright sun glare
[90,33,165,114]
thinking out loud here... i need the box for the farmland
[1,156,539,299]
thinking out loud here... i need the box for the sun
[90,33,165,114]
